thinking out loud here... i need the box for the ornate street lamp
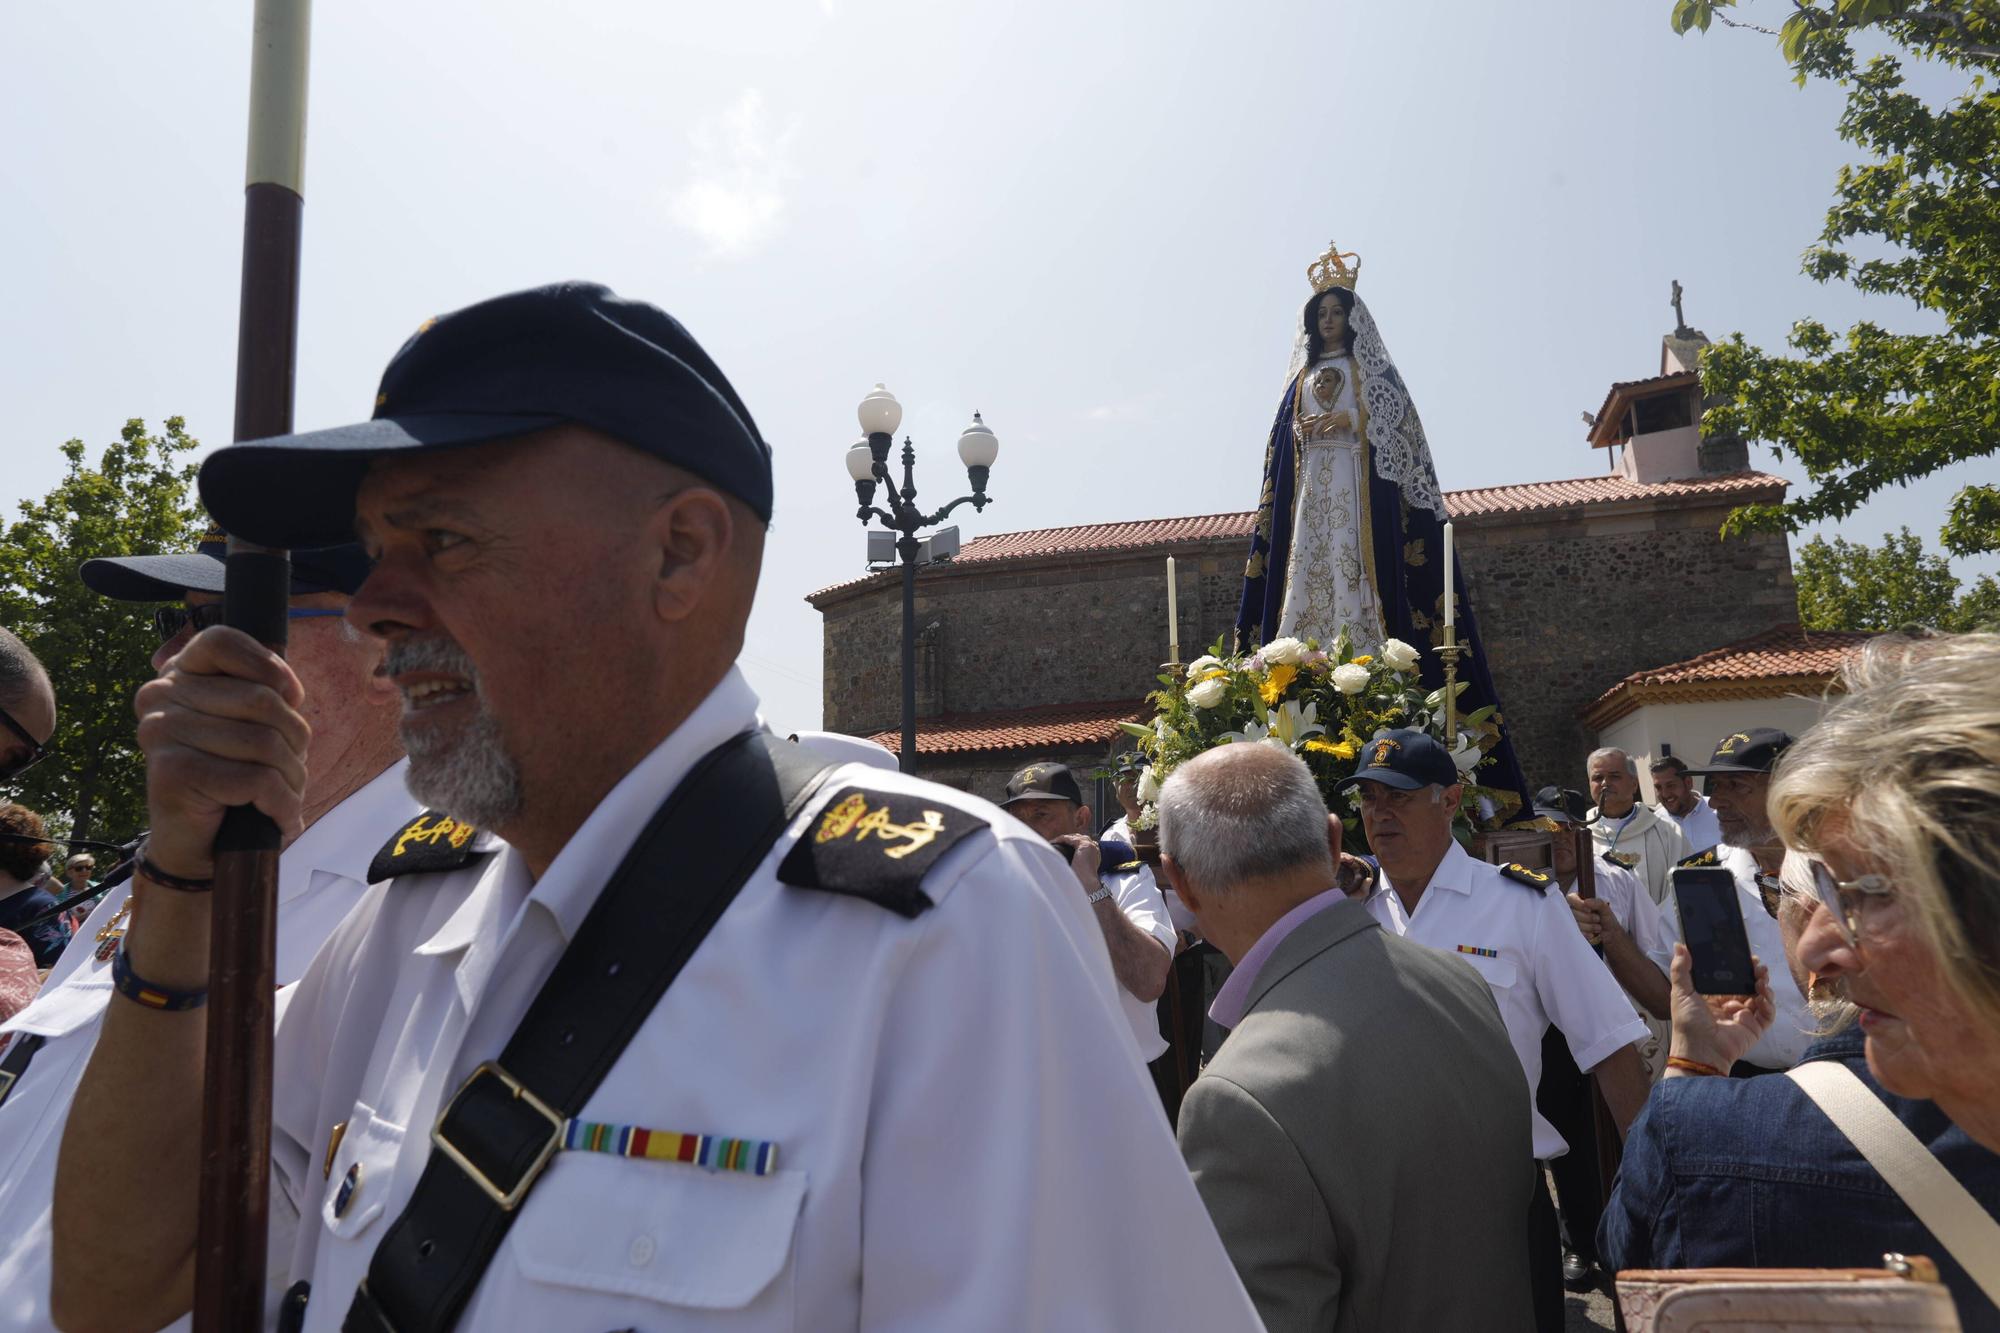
[846,384,998,772]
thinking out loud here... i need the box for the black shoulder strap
[344,730,833,1333]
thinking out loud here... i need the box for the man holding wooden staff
[51,281,1259,1333]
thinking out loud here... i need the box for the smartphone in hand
[1671,866,1758,996]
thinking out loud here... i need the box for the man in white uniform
[1649,755,1720,854]
[0,537,414,1332]
[1342,730,1651,1333]
[52,283,1258,1333]
[998,760,1176,1064]
[1586,748,1691,905]
[1644,729,1815,1075]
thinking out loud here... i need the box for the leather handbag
[1617,1259,1962,1331]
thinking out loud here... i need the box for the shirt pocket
[320,1100,406,1240]
[1458,951,1519,991]
[506,1151,807,1313]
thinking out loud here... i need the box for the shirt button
[630,1233,656,1267]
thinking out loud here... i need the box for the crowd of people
[0,281,1990,1331]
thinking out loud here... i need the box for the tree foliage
[1793,525,2000,629]
[0,420,208,842]
[1668,1,2000,556]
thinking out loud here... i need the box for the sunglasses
[153,604,347,644]
[1810,860,1895,949]
[0,704,45,783]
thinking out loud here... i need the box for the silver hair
[1588,747,1637,779]
[389,635,523,827]
[1158,744,1335,894]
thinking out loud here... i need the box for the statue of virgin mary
[1236,243,1532,814]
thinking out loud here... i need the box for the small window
[1633,390,1692,435]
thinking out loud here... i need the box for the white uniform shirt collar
[1371,837,1477,911]
[417,668,762,961]
[282,757,414,903]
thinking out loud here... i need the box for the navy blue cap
[79,525,373,601]
[196,282,770,549]
[1333,728,1461,793]
[1685,727,1794,777]
[1002,762,1086,807]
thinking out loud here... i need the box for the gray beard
[404,701,523,828]
[389,636,524,828]
[1720,822,1775,850]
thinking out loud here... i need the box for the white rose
[1186,654,1223,678]
[1136,766,1161,804]
[1261,637,1307,666]
[1331,663,1370,695]
[1187,677,1229,709]
[1380,638,1421,673]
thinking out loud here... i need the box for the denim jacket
[0,876,71,970]
[1600,1027,2000,1331]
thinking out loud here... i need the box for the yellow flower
[1198,668,1230,683]
[1306,737,1359,760]
[1258,663,1298,705]
[1350,654,1373,666]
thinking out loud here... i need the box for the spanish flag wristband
[111,942,208,1012]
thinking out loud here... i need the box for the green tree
[1793,525,2000,629]
[1667,1,2000,557]
[0,420,207,843]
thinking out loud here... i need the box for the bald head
[1158,744,1336,895]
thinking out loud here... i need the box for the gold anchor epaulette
[1499,862,1552,892]
[1107,859,1144,874]
[778,787,988,918]
[1678,848,1721,868]
[368,809,487,883]
[1602,851,1638,870]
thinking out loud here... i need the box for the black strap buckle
[428,1061,564,1212]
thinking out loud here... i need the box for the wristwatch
[1086,884,1115,905]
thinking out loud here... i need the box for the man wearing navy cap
[0,532,416,1331]
[1339,729,1651,1332]
[53,283,1258,1332]
[1000,761,1177,1066]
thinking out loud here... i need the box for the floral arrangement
[1120,632,1510,851]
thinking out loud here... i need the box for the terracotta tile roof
[1446,469,1784,518]
[807,471,1785,602]
[1581,624,1875,728]
[864,699,1147,756]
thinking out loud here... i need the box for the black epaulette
[1602,850,1638,870]
[1677,848,1721,868]
[778,786,988,919]
[368,810,488,884]
[1498,862,1553,893]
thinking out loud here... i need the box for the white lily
[1268,699,1327,750]
[1136,765,1161,804]
[1220,713,1273,746]
[1449,736,1483,772]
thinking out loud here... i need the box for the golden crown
[1308,242,1361,293]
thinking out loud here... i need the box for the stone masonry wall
[1452,502,1795,791]
[815,498,1797,800]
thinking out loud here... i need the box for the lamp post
[846,383,998,773]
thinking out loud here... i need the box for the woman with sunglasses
[1601,633,2000,1330]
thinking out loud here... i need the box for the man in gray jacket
[1162,743,1535,1332]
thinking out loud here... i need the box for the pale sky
[4,0,1987,733]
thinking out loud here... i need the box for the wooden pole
[194,2,309,1327]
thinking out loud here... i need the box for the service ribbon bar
[561,1118,778,1177]
[1455,944,1499,959]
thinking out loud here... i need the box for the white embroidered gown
[1276,353,1386,652]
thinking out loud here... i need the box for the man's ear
[1325,812,1344,866]
[649,488,735,623]
[1160,854,1200,916]
[1074,804,1093,835]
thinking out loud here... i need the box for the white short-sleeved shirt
[1562,859,1673,1018]
[1365,841,1650,1160]
[1100,860,1176,1062]
[265,669,1259,1332]
[0,760,416,1332]
[1647,845,1816,1071]
[1658,796,1721,855]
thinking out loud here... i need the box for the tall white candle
[1166,556,1180,660]
[1442,523,1456,631]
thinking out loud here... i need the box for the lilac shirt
[1208,887,1347,1028]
